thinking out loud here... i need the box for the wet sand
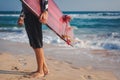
[0,39,119,80]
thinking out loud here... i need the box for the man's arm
[41,0,48,12]
[39,0,48,24]
[17,9,24,26]
[20,9,25,18]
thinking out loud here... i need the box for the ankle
[36,70,44,74]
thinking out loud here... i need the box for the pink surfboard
[21,0,74,46]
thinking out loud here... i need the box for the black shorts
[24,12,43,48]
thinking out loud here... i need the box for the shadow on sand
[0,70,29,75]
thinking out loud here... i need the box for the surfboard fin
[61,35,71,45]
[62,15,71,23]
[62,15,74,46]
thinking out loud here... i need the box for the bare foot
[30,72,44,78]
[43,68,49,76]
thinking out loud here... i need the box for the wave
[68,12,120,19]
[102,42,120,50]
[0,27,120,50]
[84,12,120,17]
[69,14,120,19]
[0,27,22,32]
[73,32,120,50]
[0,14,19,17]
[0,27,28,43]
[73,38,120,50]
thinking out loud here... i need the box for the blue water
[0,11,120,50]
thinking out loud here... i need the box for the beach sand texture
[0,39,119,80]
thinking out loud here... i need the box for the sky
[0,0,120,11]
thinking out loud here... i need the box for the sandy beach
[0,39,120,80]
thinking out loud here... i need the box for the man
[17,0,49,78]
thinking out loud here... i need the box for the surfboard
[21,0,74,46]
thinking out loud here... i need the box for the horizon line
[0,10,120,12]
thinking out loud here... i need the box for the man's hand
[17,17,24,27]
[39,11,48,24]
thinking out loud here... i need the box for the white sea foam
[0,28,28,43]
[0,14,19,17]
[0,27,120,50]
[68,14,120,19]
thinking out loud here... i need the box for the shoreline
[0,39,119,80]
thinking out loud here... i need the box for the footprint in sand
[83,75,93,80]
[21,74,47,80]
[11,66,19,71]
[8,76,21,80]
[18,58,27,66]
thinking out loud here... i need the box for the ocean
[0,11,120,50]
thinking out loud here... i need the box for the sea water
[0,11,120,50]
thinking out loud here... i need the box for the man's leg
[43,58,49,75]
[31,48,48,78]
